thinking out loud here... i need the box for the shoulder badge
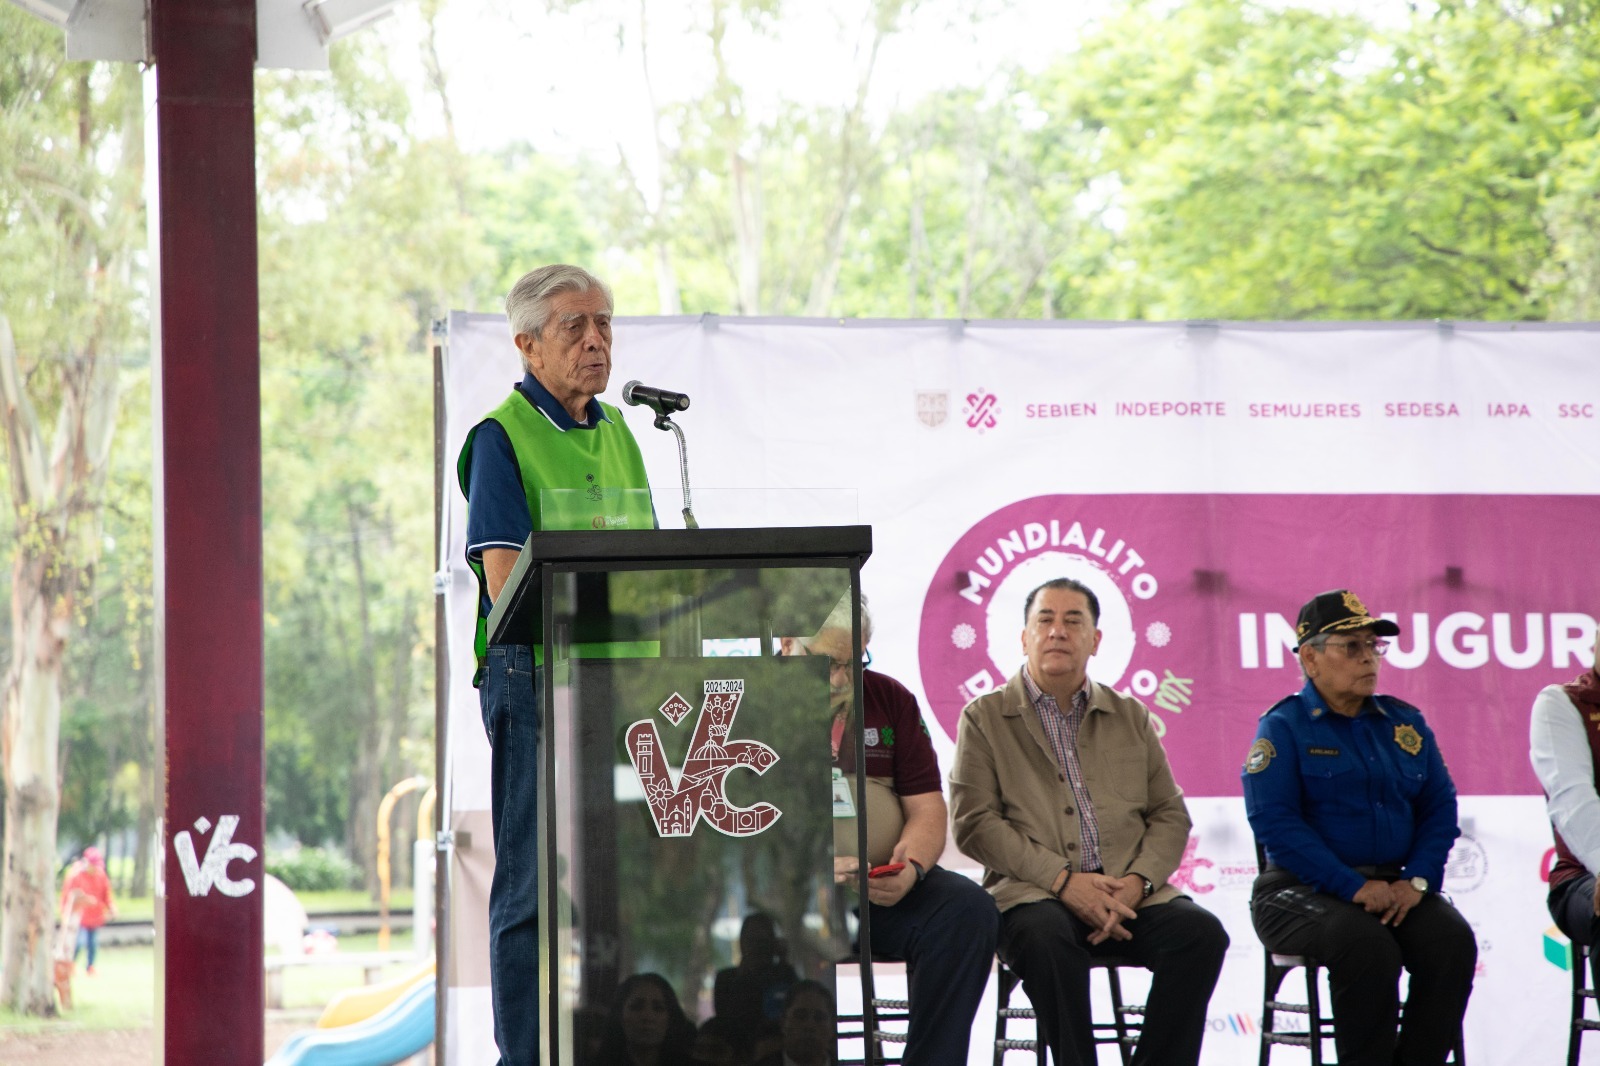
[1245,738,1277,774]
[1393,723,1423,756]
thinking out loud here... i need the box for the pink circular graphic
[918,495,1174,743]
[919,491,1600,799]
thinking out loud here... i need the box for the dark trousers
[866,866,1000,1066]
[998,896,1228,1066]
[1549,872,1600,990]
[482,645,542,1066]
[1251,872,1476,1066]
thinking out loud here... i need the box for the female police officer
[1244,589,1476,1066]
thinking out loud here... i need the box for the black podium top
[487,525,872,647]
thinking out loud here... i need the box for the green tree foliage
[837,84,1114,319]
[1029,0,1600,319]
[543,0,1600,322]
[545,0,928,315]
[469,145,602,300]
[8,3,1600,986]
[255,40,494,889]
[0,4,144,1014]
[55,387,157,896]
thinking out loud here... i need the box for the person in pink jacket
[60,846,116,974]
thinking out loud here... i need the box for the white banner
[441,313,1600,1064]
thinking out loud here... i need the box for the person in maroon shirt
[782,602,998,1066]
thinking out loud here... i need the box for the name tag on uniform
[832,767,856,819]
[1307,747,1341,757]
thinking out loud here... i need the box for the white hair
[1297,633,1329,678]
[504,264,613,342]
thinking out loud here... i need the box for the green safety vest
[458,389,654,682]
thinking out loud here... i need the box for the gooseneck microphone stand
[651,409,699,529]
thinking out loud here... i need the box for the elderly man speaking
[1244,589,1476,1066]
[458,264,654,1065]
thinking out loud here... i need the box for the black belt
[1262,861,1402,881]
[1352,863,1404,881]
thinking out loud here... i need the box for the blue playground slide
[266,976,435,1066]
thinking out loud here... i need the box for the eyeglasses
[1319,637,1390,658]
[798,643,871,671]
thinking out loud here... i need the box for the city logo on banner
[1443,833,1489,893]
[1167,835,1217,895]
[626,680,782,838]
[963,388,1001,433]
[173,815,257,897]
[915,390,948,428]
[918,495,1193,744]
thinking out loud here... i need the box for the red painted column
[148,2,264,1063]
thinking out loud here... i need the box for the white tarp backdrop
[440,312,1600,1065]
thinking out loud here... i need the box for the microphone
[620,379,698,528]
[621,380,690,415]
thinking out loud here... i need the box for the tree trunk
[1,316,117,1013]
[802,11,890,318]
[1,550,67,1016]
[0,42,136,1015]
[638,0,682,314]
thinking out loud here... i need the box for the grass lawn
[0,929,430,1033]
[0,943,153,1035]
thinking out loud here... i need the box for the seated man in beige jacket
[951,577,1228,1066]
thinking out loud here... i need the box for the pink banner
[918,494,1600,796]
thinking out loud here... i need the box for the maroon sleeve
[864,671,943,797]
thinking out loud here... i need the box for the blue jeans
[865,866,1000,1066]
[74,926,100,968]
[482,645,542,1066]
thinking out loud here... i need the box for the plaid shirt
[1022,666,1103,873]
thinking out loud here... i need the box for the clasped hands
[1058,872,1144,945]
[1352,878,1425,926]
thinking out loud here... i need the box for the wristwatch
[1139,876,1155,899]
[1409,876,1429,894]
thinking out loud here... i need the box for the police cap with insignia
[1293,589,1401,650]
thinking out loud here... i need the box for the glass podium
[487,523,881,1065]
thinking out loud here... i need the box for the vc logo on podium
[627,679,781,838]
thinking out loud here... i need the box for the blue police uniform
[1245,682,1458,899]
[1243,681,1476,1066]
